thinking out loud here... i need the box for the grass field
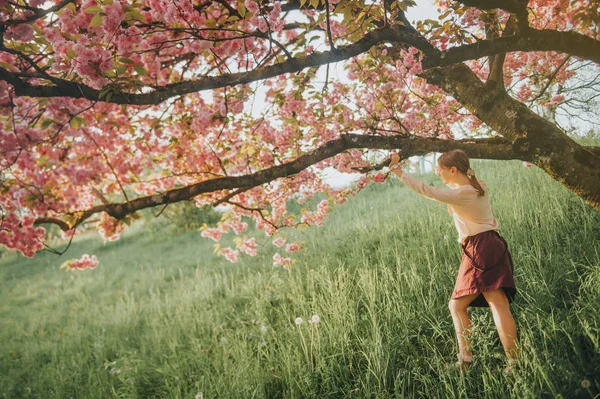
[1,146,600,398]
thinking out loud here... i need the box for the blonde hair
[438,149,485,197]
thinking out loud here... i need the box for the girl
[387,150,519,374]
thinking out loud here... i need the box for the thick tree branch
[33,135,516,230]
[2,26,427,105]
[422,29,600,70]
[420,63,600,210]
[585,146,600,158]
[483,11,506,90]
[3,27,597,105]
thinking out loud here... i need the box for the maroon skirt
[451,230,517,308]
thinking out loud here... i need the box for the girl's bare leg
[482,288,519,359]
[449,293,480,359]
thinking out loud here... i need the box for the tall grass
[1,153,599,398]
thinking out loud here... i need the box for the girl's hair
[438,149,485,197]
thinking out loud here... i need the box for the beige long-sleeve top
[399,172,499,244]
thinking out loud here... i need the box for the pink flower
[356,176,370,190]
[98,212,126,241]
[5,24,34,42]
[60,254,99,271]
[523,161,534,168]
[200,227,222,242]
[221,247,239,263]
[240,237,258,256]
[285,243,301,252]
[227,220,248,235]
[317,200,328,216]
[272,237,287,247]
[370,172,386,183]
[273,252,292,269]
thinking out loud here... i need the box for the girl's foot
[503,358,518,375]
[455,353,473,371]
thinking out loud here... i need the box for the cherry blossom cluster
[59,254,99,271]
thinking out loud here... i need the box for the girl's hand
[389,152,400,165]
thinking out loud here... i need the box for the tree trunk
[421,64,600,210]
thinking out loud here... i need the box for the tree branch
[33,135,517,230]
[2,25,423,105]
[422,29,600,70]
[0,0,75,27]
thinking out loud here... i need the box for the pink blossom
[245,0,259,13]
[272,236,286,247]
[227,220,248,235]
[356,176,370,190]
[239,237,258,256]
[60,254,99,271]
[5,24,34,42]
[98,212,126,241]
[285,243,301,252]
[273,252,292,269]
[523,161,534,168]
[201,227,222,242]
[370,172,386,183]
[221,247,239,263]
[317,199,329,216]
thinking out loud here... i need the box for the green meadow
[2,144,599,398]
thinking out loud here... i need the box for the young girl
[387,150,519,374]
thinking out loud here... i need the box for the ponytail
[466,168,485,197]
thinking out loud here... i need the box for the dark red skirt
[451,230,517,308]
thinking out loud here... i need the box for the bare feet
[455,353,473,371]
[503,358,518,375]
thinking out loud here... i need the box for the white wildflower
[581,380,591,389]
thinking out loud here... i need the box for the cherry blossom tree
[1,0,599,267]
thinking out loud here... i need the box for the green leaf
[238,2,246,17]
[333,2,345,13]
[98,87,111,99]
[69,116,86,129]
[25,193,38,205]
[134,65,147,76]
[63,2,76,15]
[36,155,50,167]
[126,9,147,23]
[119,57,134,64]
[84,5,102,13]
[309,0,319,8]
[89,13,103,28]
[40,119,55,129]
